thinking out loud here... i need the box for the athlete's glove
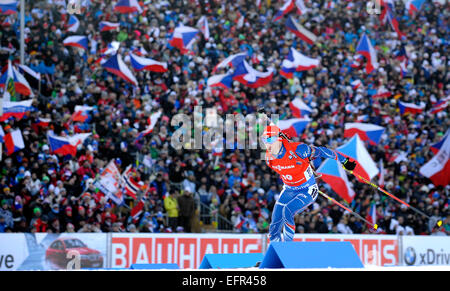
[343,158,356,171]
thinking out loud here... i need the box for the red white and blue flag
[135,111,162,143]
[121,165,140,199]
[131,199,145,222]
[129,53,168,72]
[168,25,199,55]
[406,0,426,15]
[289,98,312,118]
[430,129,449,155]
[102,54,138,86]
[273,0,296,22]
[114,0,142,13]
[344,122,385,145]
[429,99,449,114]
[317,158,355,203]
[71,105,93,123]
[4,128,24,155]
[366,203,377,228]
[47,132,91,157]
[63,35,89,51]
[0,99,33,122]
[99,21,120,32]
[0,61,33,96]
[280,47,319,79]
[196,16,210,40]
[295,0,308,14]
[212,52,247,73]
[277,117,311,138]
[420,131,450,186]
[380,7,404,39]
[67,15,80,32]
[351,79,363,90]
[355,33,378,74]
[207,73,234,89]
[398,100,425,115]
[285,16,317,45]
[232,61,274,88]
[0,0,17,15]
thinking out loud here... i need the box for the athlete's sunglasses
[261,136,279,144]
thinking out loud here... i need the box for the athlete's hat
[262,125,280,138]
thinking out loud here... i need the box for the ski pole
[342,168,443,228]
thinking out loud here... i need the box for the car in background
[45,237,103,269]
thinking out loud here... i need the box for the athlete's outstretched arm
[295,144,356,170]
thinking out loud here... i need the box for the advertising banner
[401,236,450,266]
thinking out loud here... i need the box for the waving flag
[356,33,378,74]
[197,16,210,40]
[406,0,426,15]
[1,15,13,26]
[430,130,449,155]
[121,165,140,199]
[67,15,80,32]
[277,117,311,138]
[351,79,363,90]
[350,55,364,69]
[63,35,89,51]
[273,0,295,22]
[381,7,404,39]
[0,61,33,96]
[289,98,312,118]
[114,0,142,13]
[280,47,319,79]
[419,132,450,186]
[0,99,33,122]
[129,53,168,72]
[71,105,93,123]
[212,52,247,73]
[366,203,377,228]
[168,25,199,55]
[17,64,40,90]
[99,21,120,32]
[207,73,234,89]
[430,99,449,114]
[295,0,308,14]
[337,135,379,181]
[131,199,145,222]
[0,0,17,15]
[232,61,274,88]
[285,16,317,45]
[398,101,425,115]
[47,132,91,157]
[135,111,162,143]
[317,159,355,203]
[94,160,123,205]
[344,123,385,145]
[102,54,138,86]
[4,129,24,155]
[378,159,385,188]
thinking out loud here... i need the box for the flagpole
[20,0,25,65]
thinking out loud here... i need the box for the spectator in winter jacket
[164,190,179,231]
[178,190,195,233]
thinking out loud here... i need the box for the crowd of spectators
[0,0,448,236]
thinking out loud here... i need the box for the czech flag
[406,0,426,15]
[47,132,91,157]
[285,16,317,45]
[317,159,355,203]
[99,21,120,32]
[207,73,234,89]
[289,98,312,118]
[366,203,377,228]
[0,0,18,15]
[212,52,247,73]
[381,8,404,39]
[71,105,93,123]
[273,0,296,22]
[430,130,449,155]
[0,61,33,96]
[336,134,379,181]
[277,117,311,138]
[114,0,142,13]
[129,53,168,72]
[344,122,385,145]
[429,99,449,114]
[398,100,425,115]
[355,33,378,74]
[351,79,363,90]
[63,35,89,51]
[232,61,274,88]
[196,16,210,40]
[4,129,24,155]
[102,54,138,86]
[0,99,33,122]
[168,25,199,55]
[67,15,80,32]
[280,47,319,79]
[419,131,450,186]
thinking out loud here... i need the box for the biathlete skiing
[261,124,357,242]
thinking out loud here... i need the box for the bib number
[281,174,293,181]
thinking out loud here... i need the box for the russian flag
[273,0,296,22]
[114,0,142,13]
[0,99,33,122]
[277,117,311,138]
[47,132,91,157]
[355,33,378,74]
[280,47,319,79]
[419,132,450,186]
[0,0,18,15]
[317,159,355,203]
[285,16,317,45]
[129,53,168,72]
[102,54,138,86]
[99,21,120,32]
[67,15,80,32]
[196,16,210,40]
[344,122,385,145]
[398,100,425,115]
[336,134,379,181]
[4,129,24,155]
[0,61,33,96]
[63,35,89,51]
[406,0,426,15]
[289,98,312,118]
[212,52,247,73]
[430,130,449,155]
[207,73,234,89]
[168,25,199,55]
[232,61,274,88]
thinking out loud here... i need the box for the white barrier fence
[0,233,449,270]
